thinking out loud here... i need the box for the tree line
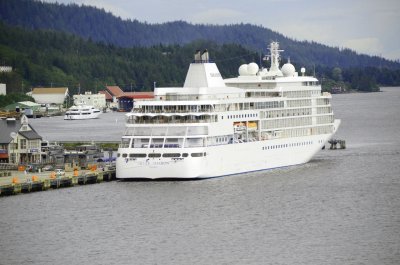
[1,22,399,110]
[1,0,399,70]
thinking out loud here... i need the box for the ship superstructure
[116,43,340,179]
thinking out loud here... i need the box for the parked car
[26,164,43,172]
[42,165,54,171]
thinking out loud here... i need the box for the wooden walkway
[0,168,116,196]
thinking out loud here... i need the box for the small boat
[64,104,101,120]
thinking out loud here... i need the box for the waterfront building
[64,144,103,169]
[117,92,154,112]
[73,91,106,109]
[40,141,64,167]
[98,86,124,109]
[0,115,42,164]
[2,101,42,117]
[30,87,69,105]
[0,83,6,95]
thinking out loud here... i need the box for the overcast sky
[43,0,400,60]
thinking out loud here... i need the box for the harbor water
[0,87,399,264]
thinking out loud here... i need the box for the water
[28,111,127,142]
[1,88,399,265]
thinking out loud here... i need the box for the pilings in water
[328,139,346,150]
[0,168,116,197]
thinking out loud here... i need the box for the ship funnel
[194,50,201,62]
[201,49,209,62]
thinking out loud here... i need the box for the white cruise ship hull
[116,124,338,179]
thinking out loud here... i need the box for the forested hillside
[0,22,262,95]
[1,22,399,97]
[1,0,399,70]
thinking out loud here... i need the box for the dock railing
[0,163,18,171]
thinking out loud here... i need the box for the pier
[0,167,116,196]
[328,139,346,149]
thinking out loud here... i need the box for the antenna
[313,64,315,77]
[268,42,284,71]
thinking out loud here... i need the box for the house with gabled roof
[0,115,42,164]
[98,86,154,111]
[98,85,124,109]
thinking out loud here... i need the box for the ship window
[164,138,182,148]
[150,138,164,148]
[130,153,146,158]
[132,138,149,148]
[120,138,130,148]
[182,153,189,157]
[185,138,204,147]
[148,153,161,158]
[162,153,181,158]
[117,153,121,157]
[191,152,204,157]
[122,153,128,158]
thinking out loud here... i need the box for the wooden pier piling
[328,139,346,150]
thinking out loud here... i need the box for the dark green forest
[1,21,399,100]
[0,22,262,95]
[1,0,399,70]
[0,0,400,102]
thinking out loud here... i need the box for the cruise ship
[116,42,340,179]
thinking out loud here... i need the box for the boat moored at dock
[116,43,340,179]
[64,103,101,120]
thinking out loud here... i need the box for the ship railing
[126,118,214,124]
[131,109,214,114]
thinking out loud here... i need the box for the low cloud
[344,38,384,57]
[190,9,245,24]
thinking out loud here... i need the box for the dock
[0,167,116,197]
[328,139,346,149]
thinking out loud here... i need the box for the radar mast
[267,42,284,77]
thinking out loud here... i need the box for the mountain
[0,22,264,95]
[1,21,399,97]
[1,0,399,70]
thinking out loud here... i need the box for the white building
[73,91,106,109]
[0,66,12,73]
[0,83,6,95]
[31,87,69,105]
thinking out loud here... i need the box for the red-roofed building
[99,90,112,101]
[118,92,154,111]
[106,86,124,98]
[98,86,124,109]
[99,86,153,111]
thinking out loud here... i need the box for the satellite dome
[247,62,259,75]
[281,63,295,77]
[239,64,248,76]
